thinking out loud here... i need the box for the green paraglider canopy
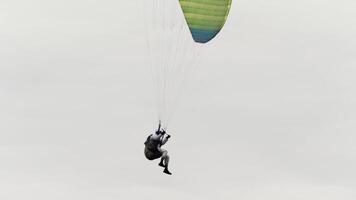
[179,0,232,43]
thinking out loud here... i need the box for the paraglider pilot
[144,121,172,175]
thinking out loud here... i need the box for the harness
[144,135,162,152]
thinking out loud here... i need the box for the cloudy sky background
[1,0,356,199]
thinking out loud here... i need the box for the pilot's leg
[160,149,171,175]
[158,149,167,167]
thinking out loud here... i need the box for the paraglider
[143,0,232,174]
[144,122,172,174]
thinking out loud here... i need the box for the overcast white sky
[1,0,356,199]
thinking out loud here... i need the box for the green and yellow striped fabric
[179,0,232,43]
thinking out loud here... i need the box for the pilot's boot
[163,168,172,175]
[158,159,165,168]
